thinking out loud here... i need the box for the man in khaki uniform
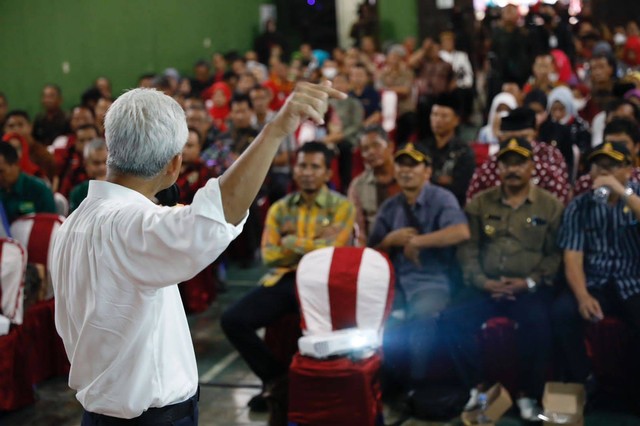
[443,137,564,421]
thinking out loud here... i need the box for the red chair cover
[586,317,634,393]
[0,326,35,410]
[178,264,217,314]
[22,300,58,384]
[288,353,382,426]
[479,317,519,395]
[289,247,394,426]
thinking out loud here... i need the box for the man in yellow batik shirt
[221,141,355,425]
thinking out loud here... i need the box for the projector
[298,328,380,359]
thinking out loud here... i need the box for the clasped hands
[383,227,422,266]
[483,277,529,301]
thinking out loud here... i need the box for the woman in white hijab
[547,86,591,154]
[477,92,518,144]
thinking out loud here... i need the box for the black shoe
[247,391,268,413]
[264,375,289,426]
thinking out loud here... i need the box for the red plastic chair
[288,247,395,426]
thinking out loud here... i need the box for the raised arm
[219,82,346,224]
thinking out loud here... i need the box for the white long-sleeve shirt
[51,178,246,419]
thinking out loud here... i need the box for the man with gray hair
[51,82,344,426]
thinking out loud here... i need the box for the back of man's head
[0,142,19,165]
[105,88,187,179]
[604,117,640,144]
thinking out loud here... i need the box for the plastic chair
[288,247,395,426]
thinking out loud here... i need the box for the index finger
[316,81,348,99]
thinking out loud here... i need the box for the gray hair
[105,88,187,178]
[83,137,107,160]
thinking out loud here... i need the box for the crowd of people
[3,1,640,424]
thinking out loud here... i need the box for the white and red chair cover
[381,90,398,134]
[296,246,394,336]
[10,213,65,302]
[289,247,394,426]
[0,238,27,329]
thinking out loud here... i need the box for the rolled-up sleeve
[113,178,248,288]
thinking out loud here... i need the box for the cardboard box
[461,383,512,426]
[540,382,585,425]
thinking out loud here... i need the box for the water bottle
[593,186,611,204]
[476,392,490,424]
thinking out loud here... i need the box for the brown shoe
[264,375,289,426]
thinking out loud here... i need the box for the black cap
[523,89,548,109]
[432,92,461,115]
[394,143,432,165]
[588,141,633,164]
[500,107,537,132]
[497,137,534,160]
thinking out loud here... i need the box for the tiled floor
[2,263,640,425]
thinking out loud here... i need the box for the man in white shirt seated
[51,82,344,426]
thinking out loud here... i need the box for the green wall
[0,0,272,115]
[378,0,419,44]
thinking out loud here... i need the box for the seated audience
[249,85,276,131]
[201,94,258,175]
[446,137,563,421]
[33,84,70,146]
[2,132,41,177]
[348,126,400,246]
[574,118,640,196]
[326,73,365,190]
[57,124,100,197]
[3,110,56,181]
[0,143,56,222]
[176,128,215,205]
[417,93,475,206]
[547,85,592,159]
[369,143,469,393]
[467,107,570,204]
[207,82,232,132]
[553,141,640,390]
[221,142,355,423]
[379,44,415,144]
[349,62,381,127]
[477,92,518,144]
[68,138,108,213]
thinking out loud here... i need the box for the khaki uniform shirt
[458,184,564,289]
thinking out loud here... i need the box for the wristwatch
[525,277,537,293]
[622,187,635,203]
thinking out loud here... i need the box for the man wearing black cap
[417,93,475,207]
[369,142,469,392]
[553,141,640,390]
[467,107,570,203]
[574,117,640,196]
[446,137,563,421]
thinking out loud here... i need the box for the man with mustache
[368,142,469,396]
[446,137,564,421]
